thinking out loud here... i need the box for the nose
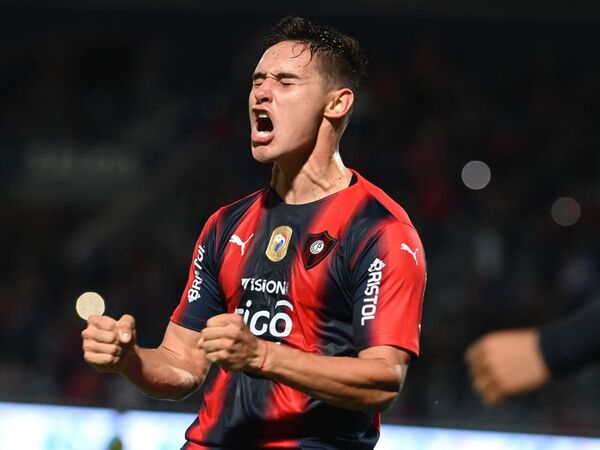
[253,79,273,105]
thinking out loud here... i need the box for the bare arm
[262,342,409,412]
[82,315,209,400]
[200,314,410,412]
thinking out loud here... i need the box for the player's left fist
[200,313,266,372]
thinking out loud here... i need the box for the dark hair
[264,16,368,93]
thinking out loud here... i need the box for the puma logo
[400,243,419,266]
[229,233,254,256]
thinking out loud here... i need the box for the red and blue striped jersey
[171,170,426,449]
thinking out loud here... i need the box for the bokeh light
[551,197,581,226]
[461,160,492,190]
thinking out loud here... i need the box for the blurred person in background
[465,298,600,405]
[81,16,426,450]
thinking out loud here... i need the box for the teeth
[258,112,268,119]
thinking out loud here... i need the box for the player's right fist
[81,314,137,373]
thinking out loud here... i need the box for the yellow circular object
[76,291,105,320]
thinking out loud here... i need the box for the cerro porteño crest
[302,231,338,269]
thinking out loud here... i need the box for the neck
[271,150,352,204]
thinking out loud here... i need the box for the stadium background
[1,0,599,444]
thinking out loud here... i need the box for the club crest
[302,231,338,269]
[266,225,293,262]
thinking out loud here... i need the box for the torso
[173,170,426,449]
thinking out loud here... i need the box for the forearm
[259,342,407,412]
[120,345,207,400]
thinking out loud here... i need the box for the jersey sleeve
[539,297,600,375]
[170,212,225,331]
[351,221,426,356]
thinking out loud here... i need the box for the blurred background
[1,0,599,442]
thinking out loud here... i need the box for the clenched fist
[200,313,269,372]
[465,328,551,405]
[81,314,137,373]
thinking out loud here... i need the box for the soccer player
[465,298,600,405]
[81,17,426,449]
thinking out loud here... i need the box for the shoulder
[344,171,424,267]
[344,170,420,242]
[352,170,415,228]
[198,188,266,257]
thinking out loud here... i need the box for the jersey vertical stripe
[184,370,233,447]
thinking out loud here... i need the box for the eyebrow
[252,71,302,81]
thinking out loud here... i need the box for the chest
[217,203,353,342]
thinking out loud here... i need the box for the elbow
[368,367,406,412]
[379,391,400,412]
[358,375,407,412]
[167,387,198,402]
[356,390,400,413]
[138,381,200,402]
[368,389,400,413]
[167,379,202,401]
[170,375,204,401]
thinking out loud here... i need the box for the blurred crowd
[1,8,599,436]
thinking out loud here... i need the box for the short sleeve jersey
[171,170,426,450]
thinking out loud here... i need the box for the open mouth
[252,110,275,144]
[256,112,273,134]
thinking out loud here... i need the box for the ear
[324,88,354,121]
